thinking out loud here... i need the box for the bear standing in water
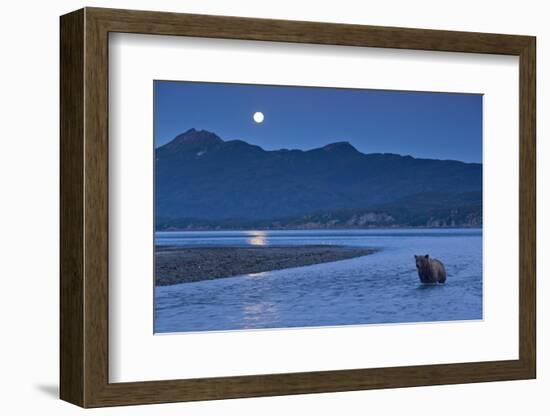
[415,254,447,284]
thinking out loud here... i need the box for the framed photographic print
[60,7,536,408]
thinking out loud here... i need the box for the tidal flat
[155,245,376,286]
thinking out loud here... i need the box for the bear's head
[414,254,430,271]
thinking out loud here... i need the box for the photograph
[153,80,483,334]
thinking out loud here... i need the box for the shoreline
[155,245,376,286]
[157,226,482,232]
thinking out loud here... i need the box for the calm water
[154,229,482,333]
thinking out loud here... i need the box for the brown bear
[414,254,447,284]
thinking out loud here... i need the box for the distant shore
[157,226,482,232]
[155,245,376,286]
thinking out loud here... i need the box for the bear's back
[429,258,446,283]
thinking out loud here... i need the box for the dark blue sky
[154,80,482,163]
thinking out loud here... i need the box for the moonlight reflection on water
[246,230,267,246]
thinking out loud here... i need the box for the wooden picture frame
[60,7,536,408]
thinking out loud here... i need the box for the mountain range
[155,128,482,230]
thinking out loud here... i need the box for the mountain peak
[172,128,223,144]
[321,141,359,152]
[158,129,224,153]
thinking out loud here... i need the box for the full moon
[253,111,264,123]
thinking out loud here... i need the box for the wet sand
[155,245,376,286]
